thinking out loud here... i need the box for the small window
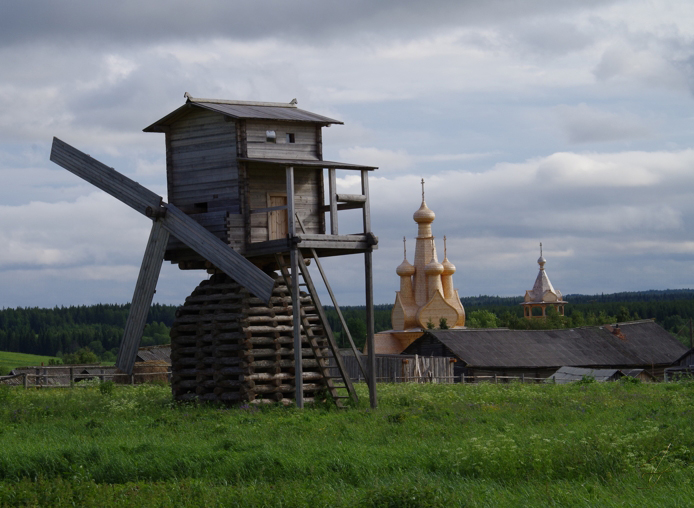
[266,130,276,143]
[286,133,295,144]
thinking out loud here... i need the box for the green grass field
[0,380,692,507]
[0,351,59,374]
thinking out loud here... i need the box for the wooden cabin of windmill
[143,94,378,269]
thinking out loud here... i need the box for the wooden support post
[365,249,377,409]
[294,214,368,383]
[287,166,303,408]
[521,373,525,384]
[361,169,371,234]
[116,219,169,374]
[23,373,28,389]
[329,168,338,235]
[69,367,74,386]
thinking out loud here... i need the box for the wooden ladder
[275,252,358,408]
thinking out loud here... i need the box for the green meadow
[0,380,692,507]
[0,351,59,375]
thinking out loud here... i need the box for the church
[372,181,465,354]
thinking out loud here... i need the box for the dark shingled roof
[136,345,171,364]
[407,320,686,369]
[144,100,342,132]
[549,366,623,383]
[238,157,377,171]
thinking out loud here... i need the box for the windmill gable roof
[144,97,342,132]
[406,320,686,369]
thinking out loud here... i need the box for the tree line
[0,304,175,363]
[0,289,692,360]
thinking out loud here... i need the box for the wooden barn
[144,95,377,269]
[402,320,687,381]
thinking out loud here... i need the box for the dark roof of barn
[406,320,686,369]
[144,98,342,132]
[136,344,171,363]
[549,366,623,383]
[238,157,377,171]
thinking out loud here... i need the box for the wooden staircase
[275,252,358,408]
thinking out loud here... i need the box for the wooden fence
[0,369,171,388]
[337,354,457,383]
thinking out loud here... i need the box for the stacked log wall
[170,273,329,405]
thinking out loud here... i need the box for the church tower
[521,243,567,318]
[391,180,465,330]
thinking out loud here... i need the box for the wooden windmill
[50,94,378,408]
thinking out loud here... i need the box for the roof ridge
[184,93,297,108]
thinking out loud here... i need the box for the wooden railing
[0,369,171,388]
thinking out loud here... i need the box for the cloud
[0,1,616,46]
[554,103,651,143]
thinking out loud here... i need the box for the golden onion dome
[425,257,444,276]
[442,257,456,276]
[396,258,415,276]
[413,201,435,223]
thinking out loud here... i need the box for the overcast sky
[2,0,694,309]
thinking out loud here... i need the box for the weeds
[0,381,692,506]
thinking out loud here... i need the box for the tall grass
[0,381,692,506]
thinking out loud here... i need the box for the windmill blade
[116,220,170,374]
[50,137,163,216]
[160,204,275,304]
[50,137,275,304]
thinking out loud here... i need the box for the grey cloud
[554,104,651,143]
[0,0,616,47]
[510,21,595,56]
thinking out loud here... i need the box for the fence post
[69,367,74,387]
[130,373,135,385]
[521,373,524,384]
[494,373,497,384]
[23,373,28,389]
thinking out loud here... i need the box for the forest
[0,289,692,363]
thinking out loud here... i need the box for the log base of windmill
[170,273,329,405]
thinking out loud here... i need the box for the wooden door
[268,194,288,240]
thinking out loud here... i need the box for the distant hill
[461,289,694,307]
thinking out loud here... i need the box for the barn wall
[167,108,239,214]
[247,164,323,243]
[246,120,319,160]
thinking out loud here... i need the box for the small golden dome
[442,257,456,276]
[425,257,443,276]
[396,258,415,276]
[413,201,435,223]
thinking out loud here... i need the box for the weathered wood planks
[116,220,169,374]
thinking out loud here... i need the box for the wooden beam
[336,194,367,203]
[361,169,371,234]
[286,166,295,237]
[319,202,364,213]
[116,220,169,374]
[295,215,369,383]
[296,251,358,403]
[161,204,275,303]
[365,249,377,409]
[250,205,288,214]
[50,138,163,217]
[329,168,338,235]
[286,166,303,408]
[290,248,303,408]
